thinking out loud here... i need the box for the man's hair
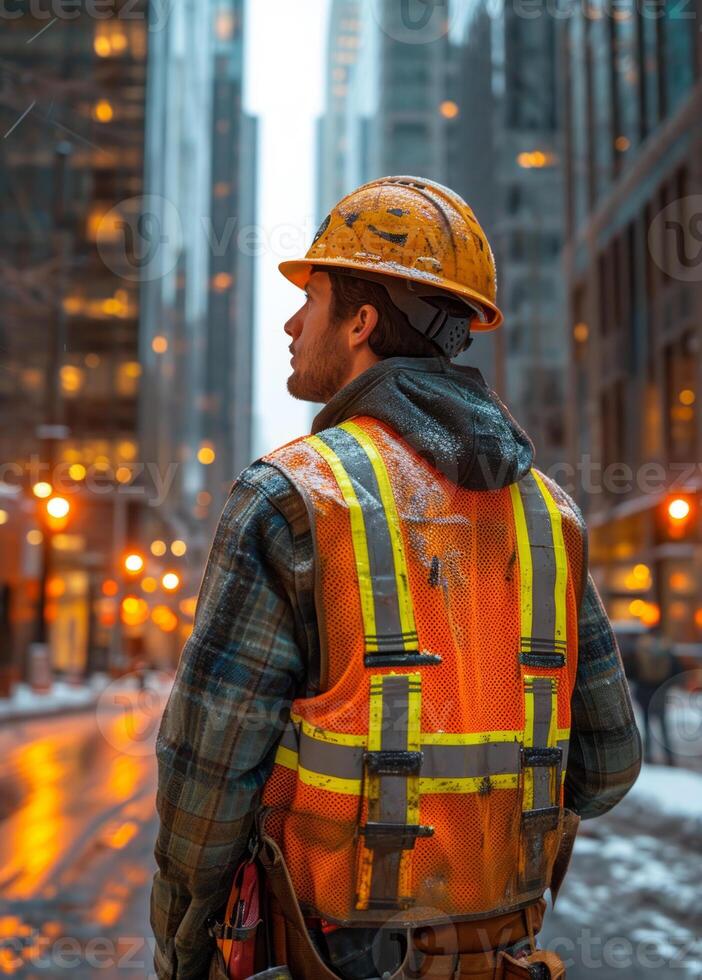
[321,267,444,359]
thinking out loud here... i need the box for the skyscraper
[139,0,257,660]
[451,1,566,466]
[0,8,149,678]
[561,1,702,639]
[317,0,564,424]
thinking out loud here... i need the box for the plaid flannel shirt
[150,462,642,979]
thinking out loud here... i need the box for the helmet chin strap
[330,268,485,358]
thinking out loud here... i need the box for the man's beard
[287,325,352,403]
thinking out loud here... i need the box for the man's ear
[349,303,379,347]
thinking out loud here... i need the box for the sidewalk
[0,672,173,725]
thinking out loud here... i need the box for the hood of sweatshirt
[312,356,534,491]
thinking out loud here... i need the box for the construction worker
[150,177,642,979]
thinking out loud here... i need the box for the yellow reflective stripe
[274,744,299,771]
[420,730,521,745]
[522,677,535,809]
[532,471,568,648]
[339,420,417,649]
[275,742,362,793]
[419,773,520,794]
[357,677,384,910]
[368,676,384,753]
[305,434,377,650]
[509,482,533,642]
[297,764,361,795]
[291,714,367,747]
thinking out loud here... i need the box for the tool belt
[256,832,567,980]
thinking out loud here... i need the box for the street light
[124,552,145,574]
[162,572,180,592]
[32,482,52,499]
[668,498,691,522]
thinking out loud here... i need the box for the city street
[0,689,166,978]
[1,692,701,979]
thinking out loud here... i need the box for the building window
[612,0,640,171]
[568,12,589,230]
[661,5,696,117]
[665,331,698,463]
[589,1,614,200]
[639,3,661,136]
[505,6,557,132]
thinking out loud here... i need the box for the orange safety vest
[260,415,584,928]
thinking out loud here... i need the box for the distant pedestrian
[634,626,677,765]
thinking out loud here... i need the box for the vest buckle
[361,821,434,850]
[521,746,562,768]
[364,749,424,775]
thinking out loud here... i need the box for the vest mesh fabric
[261,416,583,926]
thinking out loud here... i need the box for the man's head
[281,175,504,402]
[284,268,443,403]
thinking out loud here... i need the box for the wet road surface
[1,687,701,979]
[0,686,165,978]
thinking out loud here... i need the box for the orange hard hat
[279,175,503,335]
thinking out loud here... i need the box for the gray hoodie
[312,355,535,491]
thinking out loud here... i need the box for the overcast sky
[243,0,330,458]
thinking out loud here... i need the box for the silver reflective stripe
[530,677,554,748]
[518,472,557,648]
[532,765,552,810]
[315,429,417,652]
[558,738,569,772]
[279,720,299,754]
[289,732,524,783]
[299,733,364,780]
[369,673,415,905]
[377,674,411,824]
[525,676,558,810]
[422,740,520,779]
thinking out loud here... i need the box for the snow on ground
[543,764,702,979]
[0,671,174,723]
[629,762,702,823]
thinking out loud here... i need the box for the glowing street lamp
[46,496,70,520]
[32,482,52,499]
[162,572,180,592]
[124,553,145,574]
[668,498,691,522]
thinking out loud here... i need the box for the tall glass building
[317,0,565,454]
[0,0,257,682]
[139,0,257,663]
[0,7,148,679]
[562,2,702,640]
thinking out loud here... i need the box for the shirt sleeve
[564,573,643,820]
[150,470,306,979]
